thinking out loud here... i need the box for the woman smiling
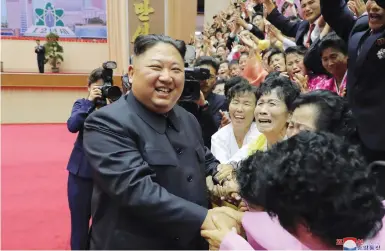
[211,78,261,164]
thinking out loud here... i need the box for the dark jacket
[321,0,385,151]
[66,99,95,178]
[35,45,45,60]
[83,92,219,249]
[267,8,328,75]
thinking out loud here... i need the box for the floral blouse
[307,72,347,97]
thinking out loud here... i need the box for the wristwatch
[200,100,209,111]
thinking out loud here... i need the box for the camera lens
[107,86,122,101]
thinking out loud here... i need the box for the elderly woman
[202,131,385,250]
[210,75,300,196]
[211,79,261,164]
[287,89,357,141]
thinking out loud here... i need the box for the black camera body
[95,61,123,107]
[180,67,210,101]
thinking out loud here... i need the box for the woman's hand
[219,110,231,128]
[201,214,239,250]
[293,73,309,93]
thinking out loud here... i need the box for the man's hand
[87,86,102,101]
[195,91,206,107]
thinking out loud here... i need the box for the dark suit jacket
[66,99,95,179]
[321,0,385,151]
[267,8,328,75]
[35,45,45,60]
[83,92,220,250]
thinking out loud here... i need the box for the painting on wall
[1,0,107,39]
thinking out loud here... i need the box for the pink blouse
[307,73,347,96]
[220,201,385,250]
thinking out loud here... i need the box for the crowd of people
[66,0,385,249]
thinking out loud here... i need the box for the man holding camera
[193,56,228,148]
[66,68,113,250]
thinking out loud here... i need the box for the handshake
[207,164,247,211]
[201,206,245,250]
[200,164,247,250]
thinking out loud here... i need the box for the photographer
[181,56,228,148]
[66,67,116,250]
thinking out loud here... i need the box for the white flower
[377,48,385,60]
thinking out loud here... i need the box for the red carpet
[1,124,76,250]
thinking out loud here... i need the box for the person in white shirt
[211,78,261,164]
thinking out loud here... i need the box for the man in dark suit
[83,35,226,249]
[320,0,385,193]
[34,40,45,73]
[261,0,329,74]
[66,68,105,250]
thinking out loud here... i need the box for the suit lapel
[355,30,385,69]
[296,22,309,45]
[349,30,367,68]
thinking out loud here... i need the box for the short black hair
[240,52,249,58]
[267,48,285,65]
[227,79,257,103]
[257,75,300,109]
[133,34,186,59]
[319,32,348,56]
[88,67,103,86]
[284,46,307,57]
[229,60,239,67]
[291,90,357,142]
[219,60,229,66]
[194,56,220,74]
[225,76,248,97]
[237,131,384,248]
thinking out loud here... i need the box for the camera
[95,61,123,107]
[180,67,211,102]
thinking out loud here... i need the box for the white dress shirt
[211,122,261,164]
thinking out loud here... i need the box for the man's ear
[128,65,134,84]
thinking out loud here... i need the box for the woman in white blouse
[211,79,261,164]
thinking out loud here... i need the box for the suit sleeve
[67,99,95,133]
[83,111,208,243]
[187,112,220,176]
[266,8,302,38]
[250,24,265,40]
[320,0,356,42]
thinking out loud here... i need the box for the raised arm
[320,0,357,42]
[262,0,303,38]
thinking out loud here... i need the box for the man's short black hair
[133,34,186,59]
[291,90,357,142]
[194,56,220,74]
[88,67,104,86]
[227,80,257,103]
[237,131,384,248]
[267,48,285,65]
[257,75,300,109]
[319,32,348,56]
